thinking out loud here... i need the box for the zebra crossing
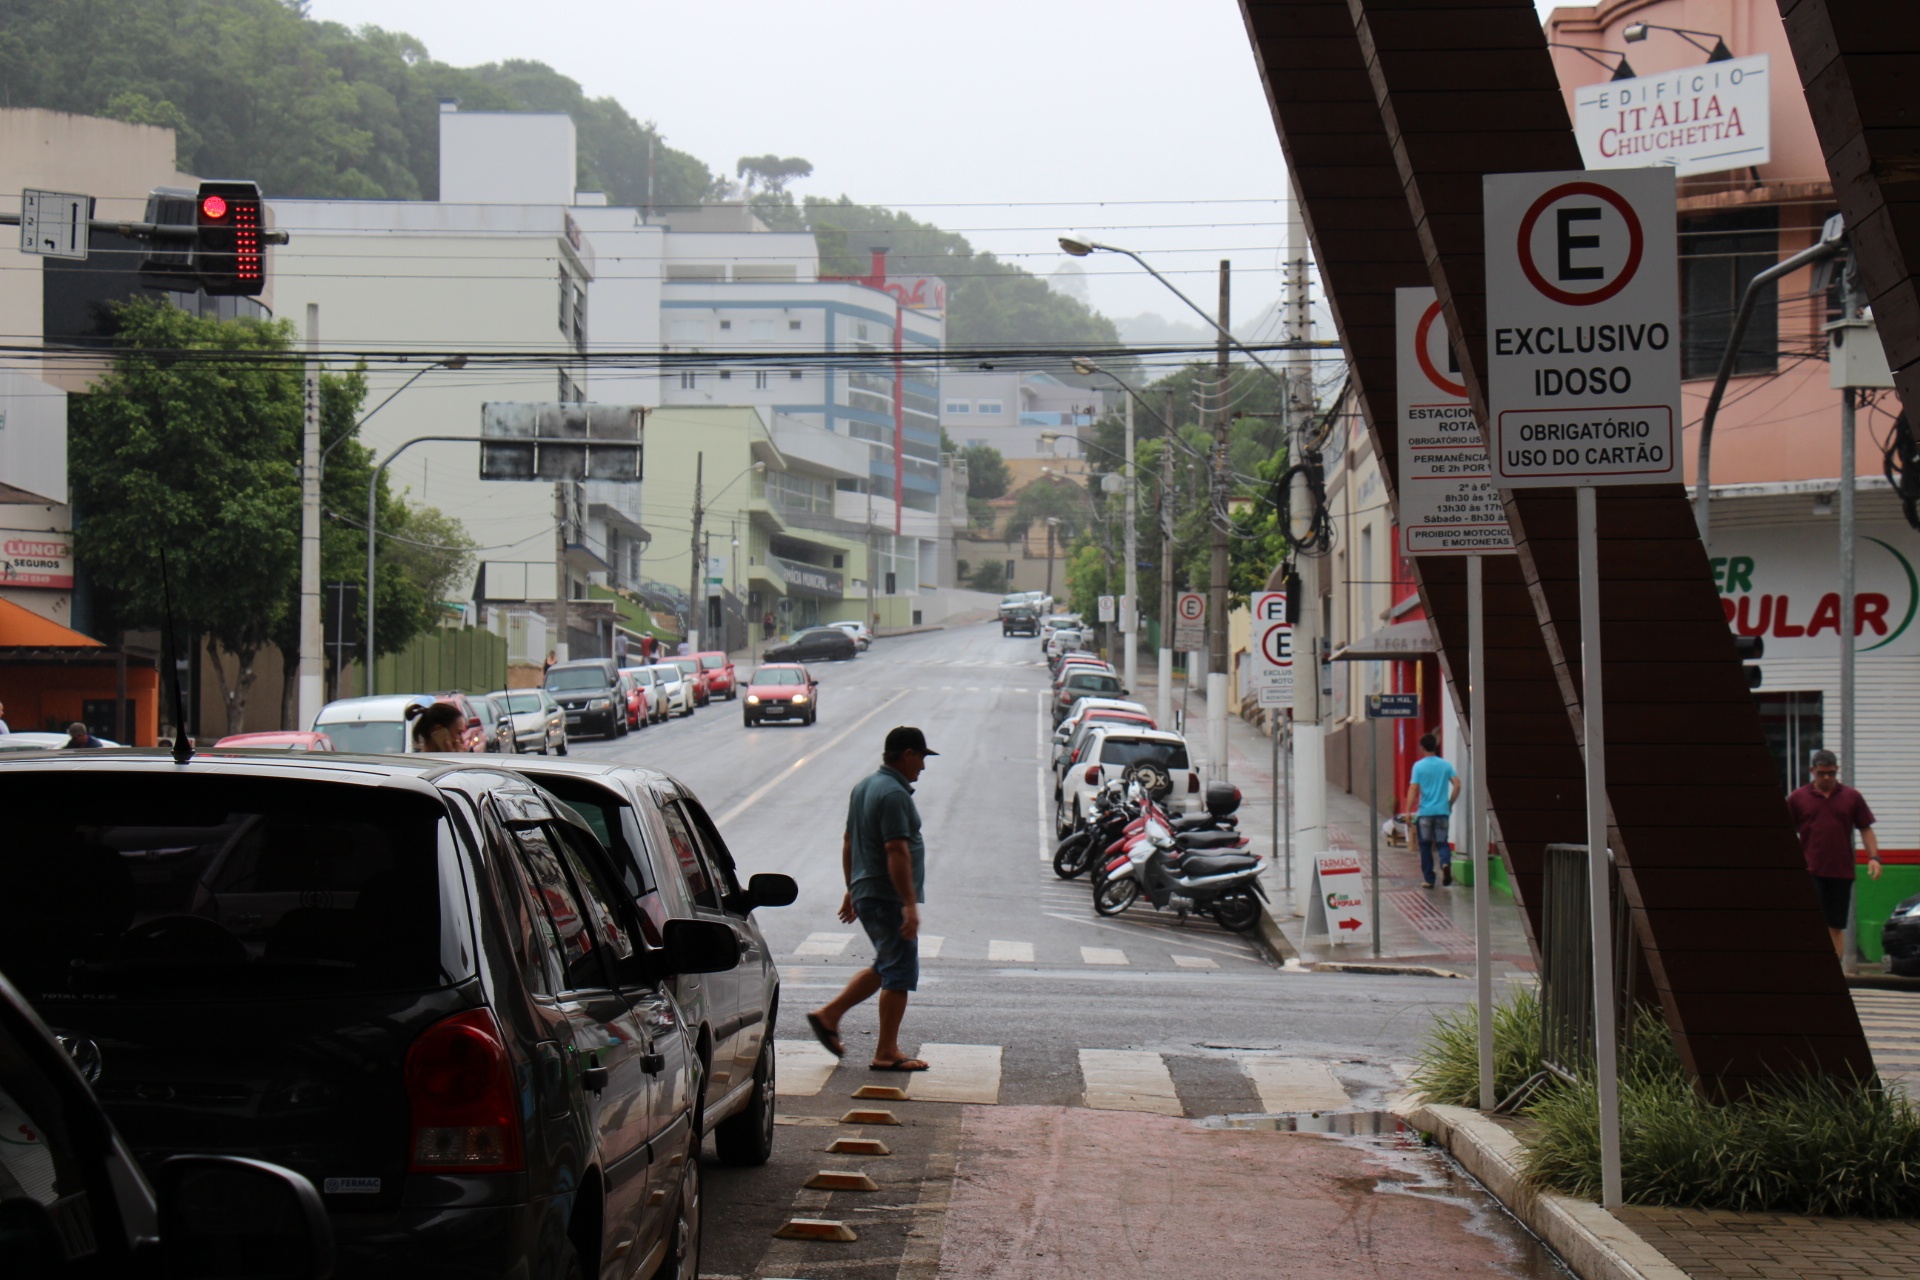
[1854,989,1920,1091]
[774,1038,1364,1118]
[789,929,1260,971]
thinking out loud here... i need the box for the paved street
[567,623,1569,1278]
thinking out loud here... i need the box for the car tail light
[1188,773,1200,794]
[405,1009,522,1173]
[1085,765,1101,785]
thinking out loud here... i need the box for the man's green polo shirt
[846,764,925,904]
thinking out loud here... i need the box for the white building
[939,370,1108,461]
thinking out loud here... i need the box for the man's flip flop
[869,1058,930,1072]
[806,1013,844,1058]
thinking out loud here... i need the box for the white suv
[1057,727,1197,833]
[638,662,697,717]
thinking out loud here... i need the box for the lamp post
[365,434,480,696]
[692,458,766,652]
[1622,21,1733,62]
[1044,517,1061,602]
[1069,357,1152,697]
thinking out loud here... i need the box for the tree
[70,299,301,738]
[962,444,1010,500]
[1004,477,1092,549]
[736,155,813,195]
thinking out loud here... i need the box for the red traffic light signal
[195,181,264,296]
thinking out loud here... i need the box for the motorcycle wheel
[1209,889,1261,933]
[1053,832,1091,880]
[1093,877,1139,916]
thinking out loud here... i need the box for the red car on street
[742,663,817,726]
[212,731,336,751]
[618,670,652,730]
[696,650,738,700]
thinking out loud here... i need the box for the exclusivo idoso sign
[1483,168,1681,489]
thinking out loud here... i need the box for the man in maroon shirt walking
[1787,749,1882,958]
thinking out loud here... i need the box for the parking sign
[1173,591,1206,651]
[1250,590,1293,702]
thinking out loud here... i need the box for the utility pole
[1044,518,1058,602]
[1123,389,1139,696]
[554,481,572,663]
[1285,180,1326,906]
[688,451,704,652]
[1206,260,1232,783]
[1159,388,1177,732]
[1839,267,1861,963]
[297,303,323,730]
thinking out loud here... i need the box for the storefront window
[1755,691,1823,794]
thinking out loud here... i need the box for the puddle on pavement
[1201,1110,1574,1279]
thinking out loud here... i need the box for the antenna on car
[158,546,194,765]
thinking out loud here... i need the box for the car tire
[556,736,568,757]
[536,739,548,755]
[653,1148,702,1280]
[743,714,755,727]
[807,708,817,726]
[714,1034,776,1166]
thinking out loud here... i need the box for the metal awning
[1330,619,1435,661]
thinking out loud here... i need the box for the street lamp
[1067,358,1144,698]
[1043,516,1062,605]
[1546,42,1637,80]
[1622,22,1732,62]
[690,458,765,652]
[364,434,481,695]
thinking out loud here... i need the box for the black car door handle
[581,1064,609,1093]
[640,1052,666,1076]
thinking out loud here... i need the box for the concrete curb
[1398,1102,1688,1280]
[1846,971,1920,991]
[1253,901,1298,965]
[1303,961,1467,979]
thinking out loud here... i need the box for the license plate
[566,715,583,724]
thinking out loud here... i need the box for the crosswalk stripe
[1079,1049,1183,1115]
[1081,947,1129,965]
[794,932,854,957]
[775,1040,839,1097]
[988,940,1035,962]
[907,1043,1002,1104]
[1172,955,1220,969]
[1241,1058,1352,1113]
[919,934,944,959]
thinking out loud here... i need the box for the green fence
[366,626,508,699]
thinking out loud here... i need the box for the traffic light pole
[688,452,704,653]
[297,304,323,729]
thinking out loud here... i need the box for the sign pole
[1469,552,1495,1110]
[1283,720,1293,892]
[1369,714,1381,957]
[1578,484,1622,1209]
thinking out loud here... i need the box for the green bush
[1411,988,1920,1215]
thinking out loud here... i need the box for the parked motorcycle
[1092,775,1265,932]
[1056,777,1241,880]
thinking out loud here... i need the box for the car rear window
[316,719,407,753]
[1068,674,1124,695]
[0,774,450,1002]
[502,692,546,713]
[671,659,700,675]
[1100,739,1190,770]
[547,667,612,691]
[699,654,726,669]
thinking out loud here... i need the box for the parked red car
[431,692,489,751]
[212,731,336,751]
[670,656,712,706]
[619,670,652,730]
[695,650,738,700]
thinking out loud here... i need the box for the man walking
[1402,731,1461,889]
[808,726,936,1072]
[1789,749,1881,958]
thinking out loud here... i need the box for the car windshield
[750,667,804,685]
[671,659,700,675]
[502,692,546,713]
[1068,674,1124,695]
[1100,740,1190,770]
[699,654,726,669]
[648,668,676,685]
[547,668,610,691]
[316,719,406,754]
[0,774,450,1001]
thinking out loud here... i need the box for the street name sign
[1573,55,1770,178]
[1305,851,1370,942]
[1173,591,1206,651]
[19,189,91,260]
[1397,287,1514,555]
[1250,590,1293,705]
[1483,168,1680,488]
[1366,692,1421,719]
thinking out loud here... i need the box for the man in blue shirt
[807,726,936,1072]
[1401,731,1461,889]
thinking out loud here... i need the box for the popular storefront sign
[1395,287,1514,554]
[0,529,73,589]
[1574,54,1771,178]
[1712,523,1920,659]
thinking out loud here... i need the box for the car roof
[315,693,434,722]
[694,650,728,658]
[1069,697,1149,717]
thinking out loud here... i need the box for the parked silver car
[485,687,568,754]
[634,662,697,718]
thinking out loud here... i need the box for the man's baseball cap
[885,725,939,756]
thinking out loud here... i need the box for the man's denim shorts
[855,895,919,992]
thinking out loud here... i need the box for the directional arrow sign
[1309,851,1370,945]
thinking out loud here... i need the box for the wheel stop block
[805,1170,879,1191]
[825,1137,890,1155]
[774,1217,858,1241]
[852,1085,908,1100]
[839,1108,900,1125]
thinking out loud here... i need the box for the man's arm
[1402,781,1420,817]
[884,838,919,940]
[1863,823,1883,879]
[837,830,856,923]
[1449,773,1463,808]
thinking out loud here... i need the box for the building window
[945,401,970,414]
[680,370,697,390]
[790,369,804,381]
[789,319,802,331]
[719,369,732,381]
[1681,207,1780,380]
[856,322,869,341]
[966,438,986,449]
[754,370,769,390]
[1756,691,1823,795]
[976,400,1003,415]
[558,370,584,403]
[718,319,732,331]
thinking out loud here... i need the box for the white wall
[439,110,577,206]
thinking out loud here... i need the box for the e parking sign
[1483,169,1679,488]
[1173,591,1206,651]
[1251,591,1293,702]
[1396,287,1513,555]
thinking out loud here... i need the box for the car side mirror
[660,918,740,975]
[157,1155,334,1280]
[747,872,798,908]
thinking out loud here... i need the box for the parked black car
[1003,606,1040,637]
[0,753,739,1280]
[0,966,336,1280]
[763,627,858,663]
[504,760,798,1164]
[1884,892,1920,976]
[545,658,626,739]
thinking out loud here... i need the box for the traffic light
[194,181,265,296]
[1734,634,1763,689]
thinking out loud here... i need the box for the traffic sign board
[1483,168,1680,488]
[1366,692,1421,719]
[1396,287,1513,556]
[1306,851,1370,942]
[19,189,90,260]
[1173,591,1205,651]
[1098,594,1116,622]
[1250,590,1293,701]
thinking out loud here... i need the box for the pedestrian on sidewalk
[1788,749,1881,958]
[808,726,937,1073]
[1402,732,1460,889]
